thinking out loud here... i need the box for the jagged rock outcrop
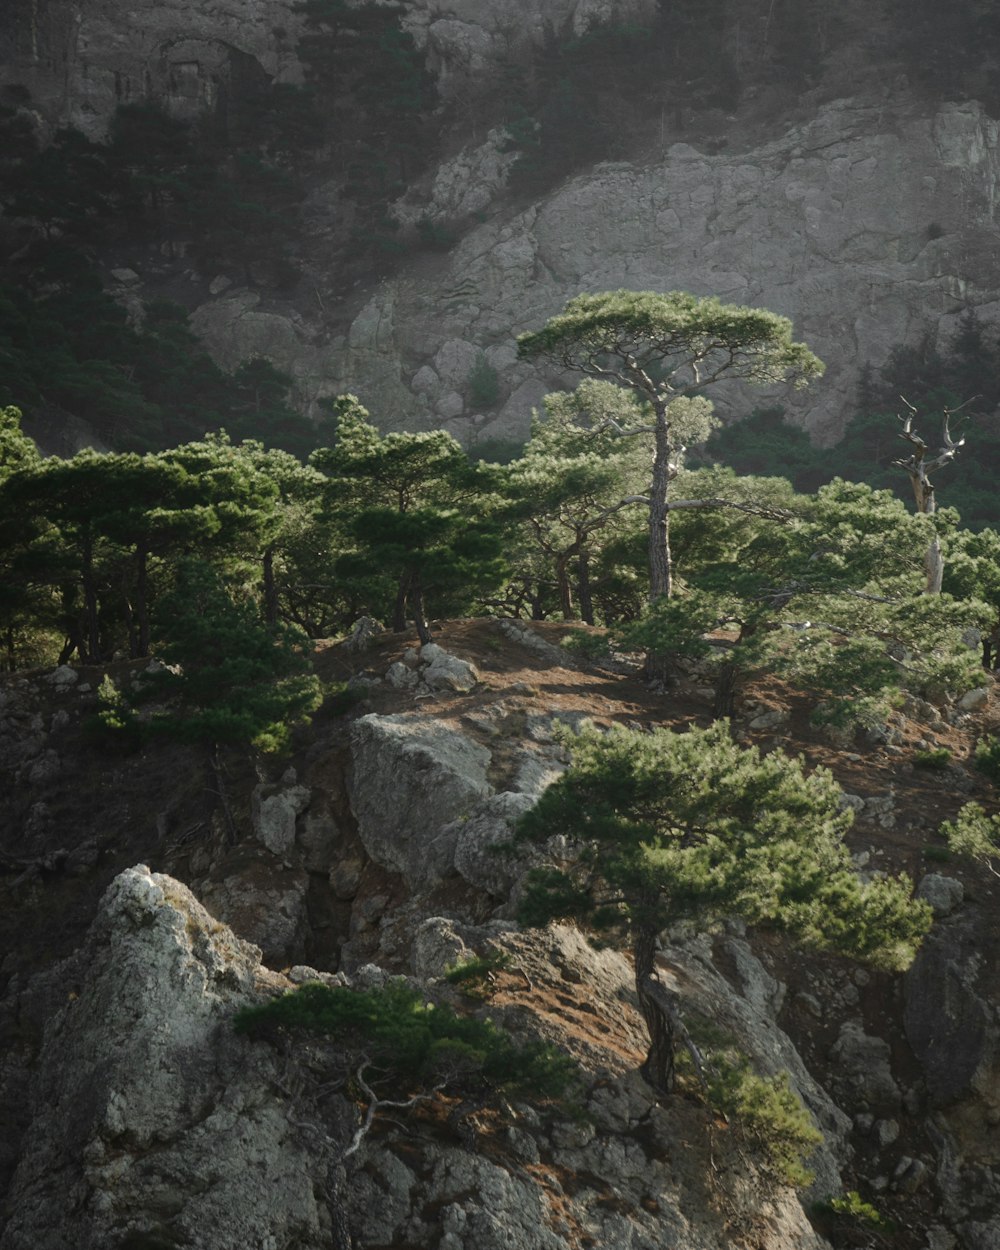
[0,866,332,1250]
[0,863,840,1250]
[8,6,998,451]
[182,90,1000,446]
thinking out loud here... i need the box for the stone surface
[828,1021,902,1108]
[348,713,492,885]
[451,790,537,897]
[904,922,991,1107]
[957,686,991,713]
[420,643,480,693]
[0,866,330,1250]
[917,873,965,918]
[251,779,311,855]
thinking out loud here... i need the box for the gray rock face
[348,713,492,885]
[3,0,305,141]
[905,924,991,1107]
[829,1021,902,1109]
[268,93,1000,449]
[451,790,538,897]
[0,866,330,1250]
[252,775,311,855]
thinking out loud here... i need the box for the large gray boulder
[348,713,493,886]
[0,866,331,1250]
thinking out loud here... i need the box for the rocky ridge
[2,621,1000,1247]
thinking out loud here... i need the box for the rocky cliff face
[281,93,999,446]
[3,2,998,446]
[3,622,1000,1248]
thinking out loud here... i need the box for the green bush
[923,844,952,863]
[913,747,951,769]
[814,1189,894,1240]
[974,735,1000,783]
[678,1016,821,1187]
[466,353,501,409]
[560,628,611,660]
[707,1060,821,1187]
[445,951,511,999]
[235,981,577,1104]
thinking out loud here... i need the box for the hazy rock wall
[4,3,1000,448]
[2,0,304,138]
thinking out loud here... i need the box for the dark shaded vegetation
[235,980,579,1106]
[710,310,1000,531]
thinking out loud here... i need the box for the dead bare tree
[891,396,972,594]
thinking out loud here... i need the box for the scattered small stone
[874,1118,900,1148]
[893,1156,928,1193]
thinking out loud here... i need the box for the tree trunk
[262,545,279,628]
[211,746,239,844]
[647,402,674,602]
[577,549,595,626]
[411,582,432,645]
[134,545,151,658]
[392,573,409,633]
[924,534,944,595]
[555,553,574,620]
[713,659,741,719]
[81,530,101,664]
[644,402,675,685]
[633,927,676,1094]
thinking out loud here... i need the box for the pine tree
[515,721,932,1093]
[313,396,508,639]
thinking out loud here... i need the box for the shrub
[560,628,611,660]
[923,844,952,863]
[466,353,501,409]
[707,1060,821,1187]
[941,801,1000,868]
[973,735,1000,783]
[235,981,577,1104]
[679,1016,821,1187]
[814,1189,894,1241]
[913,747,951,769]
[445,951,511,999]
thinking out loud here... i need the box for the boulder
[917,873,965,918]
[348,713,492,885]
[420,643,479,693]
[958,686,991,713]
[0,867,330,1250]
[452,791,537,896]
[251,779,311,856]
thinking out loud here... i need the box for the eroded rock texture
[0,866,333,1250]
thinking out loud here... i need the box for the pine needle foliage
[516,722,929,968]
[514,721,931,1090]
[142,559,322,751]
[235,981,578,1104]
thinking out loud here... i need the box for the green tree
[624,479,988,720]
[504,381,655,622]
[313,396,507,640]
[0,406,59,668]
[514,721,931,1093]
[516,290,823,604]
[144,559,321,752]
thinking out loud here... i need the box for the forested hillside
[4,4,1000,1250]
